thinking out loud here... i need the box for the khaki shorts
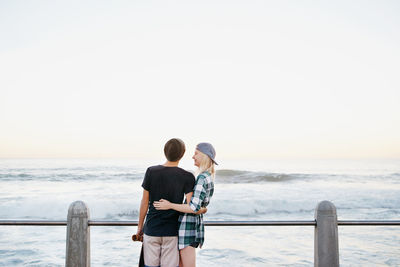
[143,234,179,267]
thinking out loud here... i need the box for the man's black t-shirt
[142,165,195,236]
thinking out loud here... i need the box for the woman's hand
[153,199,172,210]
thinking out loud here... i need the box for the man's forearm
[138,199,148,231]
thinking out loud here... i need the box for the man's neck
[163,161,179,167]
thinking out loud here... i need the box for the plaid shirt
[178,171,214,250]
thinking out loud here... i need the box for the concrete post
[314,201,339,267]
[66,201,90,267]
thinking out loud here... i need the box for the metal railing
[1,200,399,267]
[1,220,400,226]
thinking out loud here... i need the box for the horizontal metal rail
[338,220,400,225]
[0,220,400,226]
[0,220,66,226]
[90,220,317,226]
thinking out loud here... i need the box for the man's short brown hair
[164,138,186,162]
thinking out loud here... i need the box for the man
[137,138,195,267]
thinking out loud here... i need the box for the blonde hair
[195,150,215,179]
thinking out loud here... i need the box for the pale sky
[1,0,399,160]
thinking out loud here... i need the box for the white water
[0,158,399,266]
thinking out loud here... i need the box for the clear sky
[1,0,399,160]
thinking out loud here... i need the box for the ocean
[0,158,399,266]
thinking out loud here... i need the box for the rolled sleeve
[189,176,206,212]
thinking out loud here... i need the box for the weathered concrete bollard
[66,201,90,267]
[314,201,339,267]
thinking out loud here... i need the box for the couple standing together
[136,138,217,267]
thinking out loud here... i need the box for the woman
[153,142,217,267]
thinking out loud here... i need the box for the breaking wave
[216,169,295,183]
[0,170,144,181]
